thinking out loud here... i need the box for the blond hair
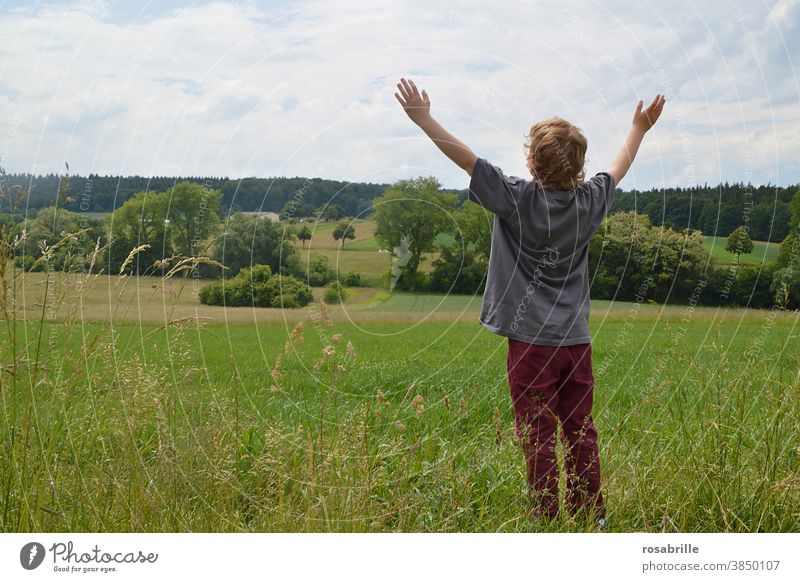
[524,117,587,191]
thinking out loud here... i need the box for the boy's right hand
[395,77,431,126]
[607,94,666,186]
[631,94,666,134]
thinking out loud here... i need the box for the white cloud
[0,0,797,190]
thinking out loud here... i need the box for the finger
[397,81,410,100]
[400,78,413,96]
[408,79,420,97]
[422,89,429,103]
[635,99,643,114]
[394,93,406,106]
[647,94,660,110]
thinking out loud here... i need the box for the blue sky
[0,0,798,189]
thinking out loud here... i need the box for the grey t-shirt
[468,157,616,346]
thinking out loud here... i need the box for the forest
[2,171,796,242]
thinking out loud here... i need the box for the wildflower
[270,385,280,392]
[459,396,467,416]
[323,345,335,358]
[443,394,451,411]
[284,340,291,354]
[319,299,333,327]
[395,421,406,431]
[331,333,342,343]
[312,358,325,371]
[346,340,356,360]
[376,389,387,406]
[291,321,305,344]
[271,352,283,381]
[411,394,425,415]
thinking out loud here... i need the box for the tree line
[5,170,795,243]
[371,178,800,309]
[2,169,798,310]
[0,171,388,218]
[611,182,797,241]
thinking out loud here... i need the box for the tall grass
[1,224,799,532]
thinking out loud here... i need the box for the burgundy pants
[507,338,605,520]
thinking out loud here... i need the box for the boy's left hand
[395,77,431,125]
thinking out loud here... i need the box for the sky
[0,0,798,190]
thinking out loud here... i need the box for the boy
[395,77,665,527]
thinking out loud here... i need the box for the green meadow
[703,235,780,266]
[1,270,799,533]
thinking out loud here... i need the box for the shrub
[15,255,39,272]
[198,264,311,308]
[770,267,800,309]
[729,265,774,308]
[430,247,486,294]
[264,275,313,308]
[307,255,335,286]
[324,280,349,303]
[341,271,364,287]
[199,282,225,305]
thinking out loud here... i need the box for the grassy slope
[703,235,780,266]
[3,271,799,532]
[4,313,798,532]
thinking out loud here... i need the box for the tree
[319,204,344,221]
[107,190,170,275]
[456,202,493,260]
[280,199,314,220]
[208,212,300,279]
[775,232,799,269]
[588,211,709,302]
[790,188,800,234]
[749,201,790,242]
[373,176,457,291]
[332,223,355,247]
[22,207,104,269]
[725,226,754,259]
[297,225,312,249]
[163,181,222,258]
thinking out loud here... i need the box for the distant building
[241,211,280,222]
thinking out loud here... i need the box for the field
[703,235,780,266]
[1,270,799,533]
[293,226,782,288]
[296,218,452,285]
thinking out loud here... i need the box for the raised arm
[607,94,666,186]
[395,77,477,176]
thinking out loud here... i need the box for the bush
[198,282,225,306]
[729,265,774,308]
[307,255,335,286]
[770,267,800,309]
[15,255,40,272]
[324,280,349,303]
[430,247,486,294]
[341,271,363,287]
[264,275,314,308]
[198,264,312,308]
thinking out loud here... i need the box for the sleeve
[468,157,526,220]
[587,171,617,217]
